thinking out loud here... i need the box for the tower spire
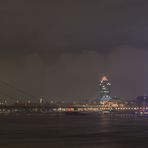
[101,76,108,82]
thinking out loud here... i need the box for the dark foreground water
[0,113,148,148]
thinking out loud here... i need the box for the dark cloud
[0,0,148,55]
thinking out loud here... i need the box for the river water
[0,113,148,148]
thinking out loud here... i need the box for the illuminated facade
[99,76,112,105]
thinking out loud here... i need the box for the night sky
[0,0,148,101]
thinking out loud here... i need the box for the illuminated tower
[99,76,112,104]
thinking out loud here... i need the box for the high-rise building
[100,76,111,98]
[99,76,112,104]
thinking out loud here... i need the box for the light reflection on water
[0,113,148,148]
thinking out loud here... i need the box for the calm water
[0,113,148,148]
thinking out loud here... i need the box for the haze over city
[0,0,148,100]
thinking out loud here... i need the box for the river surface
[0,113,148,148]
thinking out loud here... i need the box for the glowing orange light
[101,76,108,81]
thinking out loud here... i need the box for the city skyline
[0,1,148,100]
[0,75,147,104]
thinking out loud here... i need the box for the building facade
[99,76,112,105]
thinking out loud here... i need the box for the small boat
[102,110,111,114]
[64,111,88,116]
